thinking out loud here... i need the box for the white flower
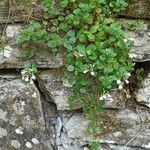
[99,93,112,101]
[99,96,104,101]
[79,53,84,57]
[103,95,107,99]
[127,72,131,77]
[117,80,121,85]
[21,70,27,75]
[30,79,34,84]
[128,38,134,41]
[125,80,129,84]
[124,39,128,42]
[31,74,36,80]
[118,85,123,90]
[83,70,88,73]
[129,53,134,58]
[22,76,25,80]
[84,148,89,150]
[24,77,29,82]
[90,71,95,76]
[129,53,137,59]
[107,94,112,99]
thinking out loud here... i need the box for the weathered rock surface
[100,109,150,148]
[0,22,150,69]
[129,24,150,62]
[0,1,150,150]
[0,22,150,68]
[121,0,150,20]
[136,73,150,108]
[99,144,150,150]
[37,69,81,110]
[103,89,126,109]
[0,0,42,24]
[37,70,127,110]
[0,73,53,149]
[0,25,64,69]
[64,113,90,139]
[54,108,150,150]
[0,0,150,24]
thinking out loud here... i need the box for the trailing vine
[17,0,136,149]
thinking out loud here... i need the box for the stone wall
[0,1,150,150]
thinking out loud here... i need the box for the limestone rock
[100,144,148,150]
[135,73,150,108]
[1,22,150,69]
[0,74,52,149]
[0,25,64,69]
[0,0,42,24]
[64,113,90,139]
[57,145,82,150]
[56,117,63,138]
[99,108,150,149]
[128,23,150,62]
[0,0,149,24]
[38,70,127,110]
[102,89,126,109]
[60,108,150,149]
[121,0,150,19]
[37,69,81,110]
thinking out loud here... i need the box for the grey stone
[56,117,63,138]
[120,0,150,20]
[0,1,42,24]
[0,22,150,69]
[135,73,150,108]
[99,144,148,150]
[103,89,126,109]
[57,145,82,150]
[98,109,150,149]
[37,70,81,110]
[61,108,150,149]
[65,113,90,139]
[0,74,52,149]
[0,25,64,69]
[38,70,125,110]
[6,25,21,38]
[60,132,73,148]
[127,23,150,62]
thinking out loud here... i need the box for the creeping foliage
[17,0,135,149]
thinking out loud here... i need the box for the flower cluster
[21,68,36,84]
[83,64,95,76]
[117,72,131,90]
[99,93,113,101]
[129,53,137,59]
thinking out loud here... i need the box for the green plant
[136,68,144,81]
[0,37,6,51]
[17,0,135,149]
[122,20,145,31]
[20,44,35,59]
[21,63,37,84]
